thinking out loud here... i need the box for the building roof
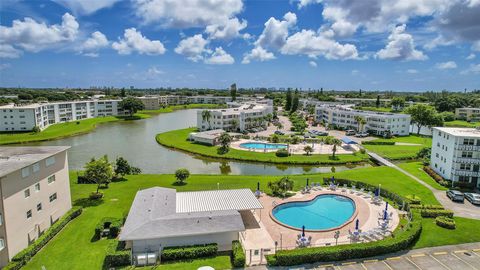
[0,146,70,177]
[119,187,262,241]
[433,127,480,138]
[190,129,226,140]
[341,137,357,144]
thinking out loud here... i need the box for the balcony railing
[455,144,480,151]
[452,169,480,177]
[454,157,480,164]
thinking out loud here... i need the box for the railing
[455,144,480,151]
[452,169,480,177]
[454,157,480,164]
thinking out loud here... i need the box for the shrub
[406,195,421,205]
[423,166,448,186]
[89,192,104,200]
[435,216,456,229]
[409,204,444,210]
[268,219,422,266]
[231,241,246,268]
[275,149,289,157]
[361,141,395,145]
[77,175,95,184]
[104,240,131,267]
[9,207,82,268]
[421,209,454,218]
[359,148,366,154]
[94,217,123,240]
[161,243,218,261]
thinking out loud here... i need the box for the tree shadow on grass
[172,181,187,186]
[73,197,104,208]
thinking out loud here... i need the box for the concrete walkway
[367,152,480,220]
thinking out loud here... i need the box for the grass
[23,165,446,270]
[414,217,480,249]
[397,162,448,191]
[371,135,432,146]
[356,106,402,113]
[140,103,225,114]
[120,255,232,269]
[156,128,370,165]
[444,120,480,128]
[363,135,432,160]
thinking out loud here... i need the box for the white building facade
[430,127,480,188]
[455,107,480,122]
[0,100,123,132]
[315,104,411,136]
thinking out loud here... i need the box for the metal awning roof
[176,188,263,213]
[342,136,357,144]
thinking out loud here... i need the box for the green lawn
[414,217,480,249]
[444,120,480,128]
[140,103,225,114]
[23,165,445,270]
[156,128,370,165]
[363,135,432,160]
[356,106,401,113]
[397,162,448,191]
[371,135,432,146]
[120,255,232,270]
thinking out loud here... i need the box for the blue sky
[0,0,479,91]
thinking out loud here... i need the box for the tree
[285,89,292,111]
[405,104,442,134]
[115,157,141,177]
[84,156,114,194]
[218,132,232,152]
[231,118,240,131]
[390,97,405,111]
[330,138,342,159]
[201,110,212,129]
[275,122,283,131]
[359,118,367,132]
[267,177,294,197]
[230,83,237,101]
[304,145,313,155]
[291,89,299,113]
[376,95,381,108]
[32,126,41,133]
[271,134,280,143]
[174,168,190,184]
[119,97,145,116]
[120,88,126,97]
[354,115,363,132]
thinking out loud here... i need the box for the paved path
[367,152,480,219]
[247,242,480,270]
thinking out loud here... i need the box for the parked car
[465,193,480,205]
[317,131,329,136]
[355,132,369,138]
[345,130,356,136]
[274,130,285,135]
[446,190,465,202]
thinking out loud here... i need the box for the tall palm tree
[201,110,212,130]
[331,138,342,159]
[359,118,367,132]
[353,115,362,132]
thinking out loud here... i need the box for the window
[34,183,40,192]
[24,189,30,198]
[37,203,42,211]
[26,210,32,219]
[32,163,40,173]
[22,167,30,178]
[49,193,57,202]
[45,156,56,167]
[48,175,56,184]
[0,238,4,251]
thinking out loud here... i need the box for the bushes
[435,216,456,229]
[231,241,246,268]
[89,192,104,200]
[77,175,95,184]
[104,240,131,267]
[161,243,218,261]
[268,220,422,266]
[94,217,123,240]
[409,204,444,210]
[406,195,421,205]
[8,207,82,269]
[423,166,448,186]
[362,141,395,145]
[420,209,454,218]
[275,149,289,157]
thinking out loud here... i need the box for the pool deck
[256,188,400,250]
[231,139,358,155]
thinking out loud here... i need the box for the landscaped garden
[20,163,480,269]
[362,135,432,160]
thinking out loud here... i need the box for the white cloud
[297,0,322,9]
[204,47,234,64]
[132,0,243,28]
[461,63,480,74]
[406,69,418,74]
[78,31,109,56]
[0,44,22,58]
[205,18,247,40]
[376,24,427,61]
[473,41,480,52]
[255,12,297,50]
[174,34,210,62]
[0,63,11,70]
[280,29,359,60]
[351,69,359,75]
[0,13,79,54]
[466,53,476,60]
[147,66,165,75]
[52,0,120,15]
[309,61,317,67]
[242,46,275,64]
[112,28,166,55]
[435,61,457,69]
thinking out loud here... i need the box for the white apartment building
[315,104,411,136]
[158,95,256,106]
[0,100,123,132]
[430,127,480,188]
[455,107,480,122]
[138,96,161,110]
[197,101,273,132]
[0,146,72,267]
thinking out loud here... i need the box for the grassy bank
[444,120,480,128]
[140,103,225,114]
[156,128,370,165]
[397,162,448,191]
[363,135,431,160]
[22,166,480,269]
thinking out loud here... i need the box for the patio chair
[357,188,364,195]
[350,185,356,194]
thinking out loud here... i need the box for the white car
[345,130,356,136]
[465,193,480,205]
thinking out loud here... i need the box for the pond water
[25,109,371,175]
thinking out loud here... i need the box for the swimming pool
[239,142,287,150]
[272,194,356,231]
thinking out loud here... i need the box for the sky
[0,0,479,91]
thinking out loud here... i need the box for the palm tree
[218,132,232,151]
[331,138,342,159]
[353,115,363,132]
[201,110,212,130]
[231,118,240,131]
[359,118,367,133]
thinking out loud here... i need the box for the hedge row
[435,216,456,230]
[104,240,131,267]
[4,207,83,270]
[267,219,422,266]
[161,243,218,261]
[275,149,289,157]
[423,166,448,186]
[94,217,123,240]
[361,141,395,145]
[409,204,444,210]
[406,195,421,205]
[420,209,454,218]
[231,241,246,268]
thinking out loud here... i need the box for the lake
[26,109,370,174]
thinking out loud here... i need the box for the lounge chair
[350,185,356,194]
[357,188,364,195]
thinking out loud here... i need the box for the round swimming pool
[272,194,356,231]
[239,142,287,150]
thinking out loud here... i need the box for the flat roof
[0,146,70,177]
[433,127,480,138]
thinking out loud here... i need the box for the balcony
[455,144,480,151]
[454,157,480,164]
[452,169,480,177]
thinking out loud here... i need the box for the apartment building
[138,96,161,110]
[0,100,123,132]
[430,127,480,188]
[0,146,72,267]
[455,107,480,122]
[315,104,411,136]
[197,101,273,132]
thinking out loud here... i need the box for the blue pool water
[239,142,287,149]
[272,195,355,230]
